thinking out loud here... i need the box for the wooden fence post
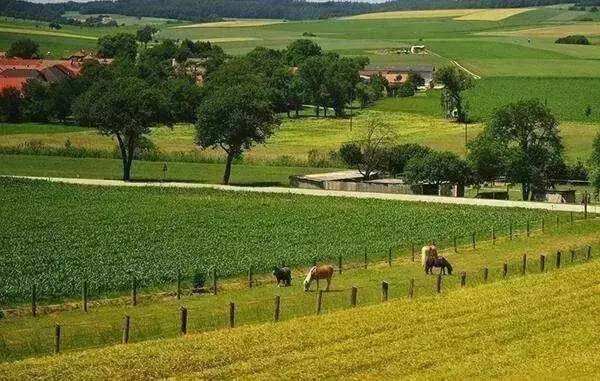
[248,266,253,288]
[31,284,37,318]
[54,324,61,354]
[408,278,414,299]
[436,274,442,294]
[274,296,281,322]
[364,250,368,269]
[179,306,188,335]
[502,262,508,278]
[381,281,389,302]
[412,244,416,261]
[509,222,513,240]
[122,315,130,344]
[541,218,545,233]
[460,272,466,287]
[338,255,343,274]
[587,246,592,261]
[556,251,561,269]
[483,267,489,282]
[453,237,457,253]
[472,233,476,249]
[176,269,182,300]
[350,286,357,307]
[229,302,235,328]
[82,280,88,313]
[556,215,559,228]
[316,290,324,314]
[570,211,574,224]
[526,220,530,237]
[131,278,137,306]
[388,248,392,267]
[492,228,496,245]
[540,254,546,272]
[522,254,527,275]
[212,268,217,295]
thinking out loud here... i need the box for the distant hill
[2,0,573,22]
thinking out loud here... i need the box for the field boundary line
[3,175,594,213]
[427,49,481,79]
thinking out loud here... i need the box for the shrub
[555,35,590,45]
[397,83,415,97]
[339,142,362,167]
[383,143,431,176]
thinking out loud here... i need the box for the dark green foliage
[7,38,39,59]
[97,33,138,59]
[435,65,474,122]
[285,39,322,66]
[555,35,590,45]
[0,87,23,123]
[384,143,432,176]
[136,25,158,45]
[398,83,416,98]
[21,80,51,123]
[192,271,206,290]
[405,150,472,186]
[339,142,362,167]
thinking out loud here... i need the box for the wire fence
[0,236,597,362]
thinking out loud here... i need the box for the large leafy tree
[21,79,51,122]
[7,38,39,58]
[136,25,158,46]
[285,39,322,66]
[0,87,23,123]
[97,33,138,59]
[434,65,473,122]
[476,99,564,200]
[405,151,472,187]
[73,77,172,181]
[195,62,280,184]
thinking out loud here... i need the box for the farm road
[5,175,595,213]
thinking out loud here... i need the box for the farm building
[290,170,463,197]
[359,65,435,91]
[0,54,112,92]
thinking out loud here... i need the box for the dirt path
[4,175,594,213]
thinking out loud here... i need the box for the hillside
[1,258,599,379]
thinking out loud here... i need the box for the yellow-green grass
[62,12,178,26]
[479,22,600,37]
[171,19,284,28]
[0,218,597,363]
[0,27,97,40]
[341,9,484,20]
[453,8,535,21]
[0,154,335,185]
[2,234,600,378]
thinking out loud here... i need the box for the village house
[0,52,112,92]
[359,65,436,91]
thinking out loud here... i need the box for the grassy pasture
[0,225,598,371]
[171,19,284,28]
[0,178,559,305]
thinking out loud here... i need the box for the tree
[285,39,322,66]
[136,25,158,46]
[21,79,51,122]
[480,99,564,201]
[404,151,471,187]
[397,82,415,97]
[466,135,506,184]
[195,73,280,184]
[0,87,23,123]
[166,77,203,123]
[351,118,395,179]
[298,55,327,117]
[7,38,39,59]
[73,77,172,181]
[434,65,473,122]
[383,143,431,176]
[97,33,138,59]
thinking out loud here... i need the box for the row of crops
[0,178,573,305]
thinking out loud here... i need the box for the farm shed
[359,65,435,90]
[533,190,576,204]
[290,171,463,197]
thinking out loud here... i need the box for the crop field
[171,19,285,28]
[0,178,565,305]
[341,9,482,20]
[1,237,599,377]
[0,216,597,362]
[453,8,535,21]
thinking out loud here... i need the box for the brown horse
[303,265,334,291]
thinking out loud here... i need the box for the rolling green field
[0,178,563,305]
[0,215,596,363]
[0,223,598,374]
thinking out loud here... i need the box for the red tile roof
[0,77,29,92]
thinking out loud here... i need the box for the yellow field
[342,9,481,20]
[2,259,599,379]
[171,19,284,28]
[454,7,534,21]
[0,27,97,40]
[481,23,600,37]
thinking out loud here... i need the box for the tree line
[1,0,571,23]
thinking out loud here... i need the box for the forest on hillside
[1,0,574,22]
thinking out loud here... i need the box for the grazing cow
[425,256,453,275]
[303,265,334,292]
[272,266,292,287]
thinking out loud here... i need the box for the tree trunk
[115,134,131,182]
[223,151,235,185]
[286,109,291,118]
[315,105,320,117]
[295,105,299,117]
[522,183,530,201]
[123,156,133,181]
